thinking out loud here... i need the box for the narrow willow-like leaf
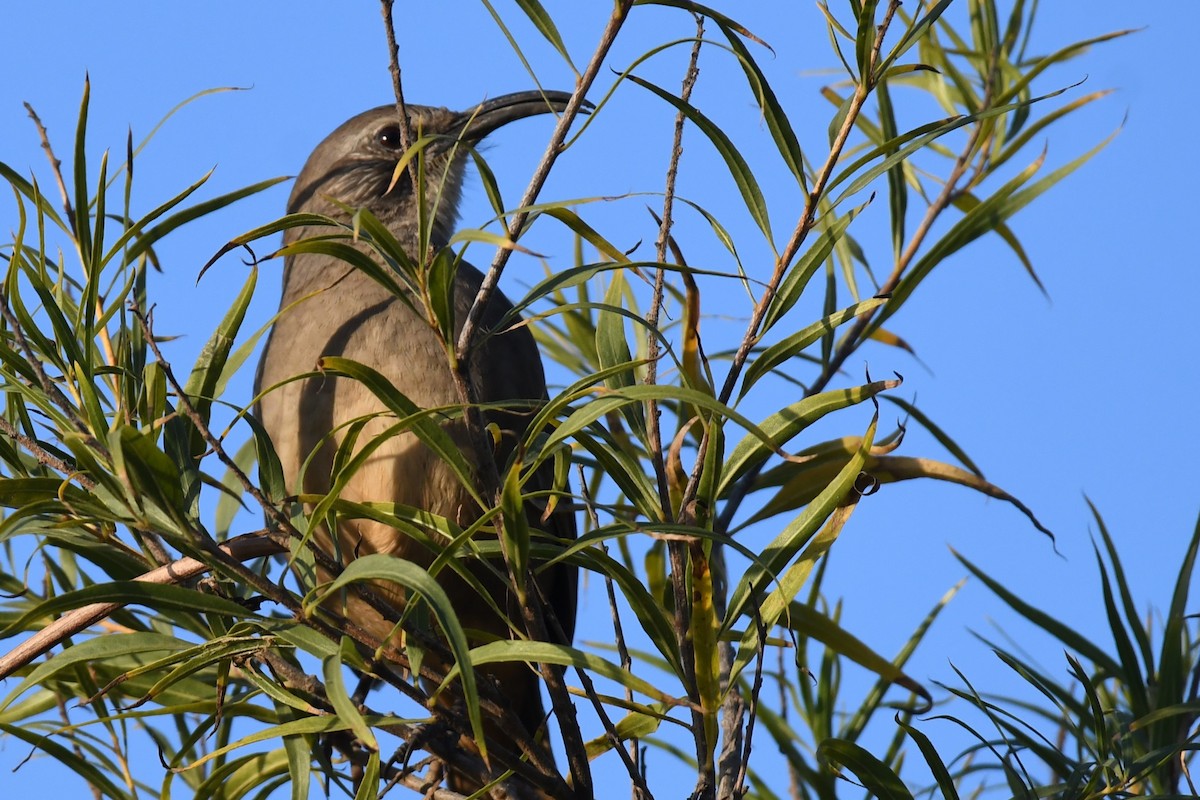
[877,80,906,259]
[125,177,289,264]
[573,427,663,521]
[992,89,1114,171]
[854,0,882,79]
[72,79,93,264]
[729,500,859,686]
[499,457,531,599]
[594,270,647,438]
[742,297,885,398]
[874,130,1115,332]
[628,74,774,245]
[710,15,807,190]
[1087,498,1155,673]
[994,29,1135,110]
[874,0,954,79]
[241,409,286,504]
[512,0,575,68]
[880,395,983,476]
[101,168,211,264]
[861,455,1052,538]
[898,717,961,800]
[723,412,876,632]
[0,631,188,711]
[1091,542,1148,721]
[542,207,632,265]
[951,191,1043,293]
[762,195,872,332]
[635,0,765,40]
[1154,508,1200,752]
[272,238,411,304]
[828,84,1076,206]
[954,550,1120,676]
[0,162,69,230]
[574,543,681,671]
[323,643,378,751]
[314,356,481,505]
[583,707,665,759]
[0,582,253,647]
[443,640,682,707]
[543,384,791,471]
[319,553,483,749]
[0,721,129,799]
[720,378,895,495]
[354,751,381,800]
[195,750,292,799]
[277,704,313,800]
[690,542,720,753]
[182,265,256,448]
[818,738,914,800]
[179,716,363,770]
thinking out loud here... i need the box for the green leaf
[0,582,255,644]
[512,0,575,68]
[0,721,129,799]
[762,195,872,332]
[874,129,1116,333]
[818,738,914,800]
[723,412,877,633]
[184,265,256,421]
[323,641,378,751]
[443,640,681,707]
[628,73,774,245]
[898,717,960,800]
[318,554,482,749]
[720,378,895,495]
[741,297,885,397]
[954,550,1120,676]
[499,457,531,600]
[873,0,954,79]
[1,631,188,711]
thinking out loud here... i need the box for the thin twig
[578,465,653,799]
[0,417,92,487]
[23,102,75,235]
[733,612,768,798]
[645,14,705,521]
[454,0,633,364]
[380,0,421,195]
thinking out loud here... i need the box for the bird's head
[287,91,576,252]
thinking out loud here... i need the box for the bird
[254,92,579,795]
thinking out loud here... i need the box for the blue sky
[0,2,1195,796]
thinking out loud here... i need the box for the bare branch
[380,0,421,195]
[23,102,75,234]
[455,0,633,364]
[645,13,706,522]
[0,532,283,680]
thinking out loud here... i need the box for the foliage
[0,2,1177,799]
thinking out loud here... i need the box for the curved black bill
[453,90,590,141]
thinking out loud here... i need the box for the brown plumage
[254,93,577,796]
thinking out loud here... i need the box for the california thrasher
[254,92,578,794]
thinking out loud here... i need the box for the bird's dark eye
[376,124,404,150]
